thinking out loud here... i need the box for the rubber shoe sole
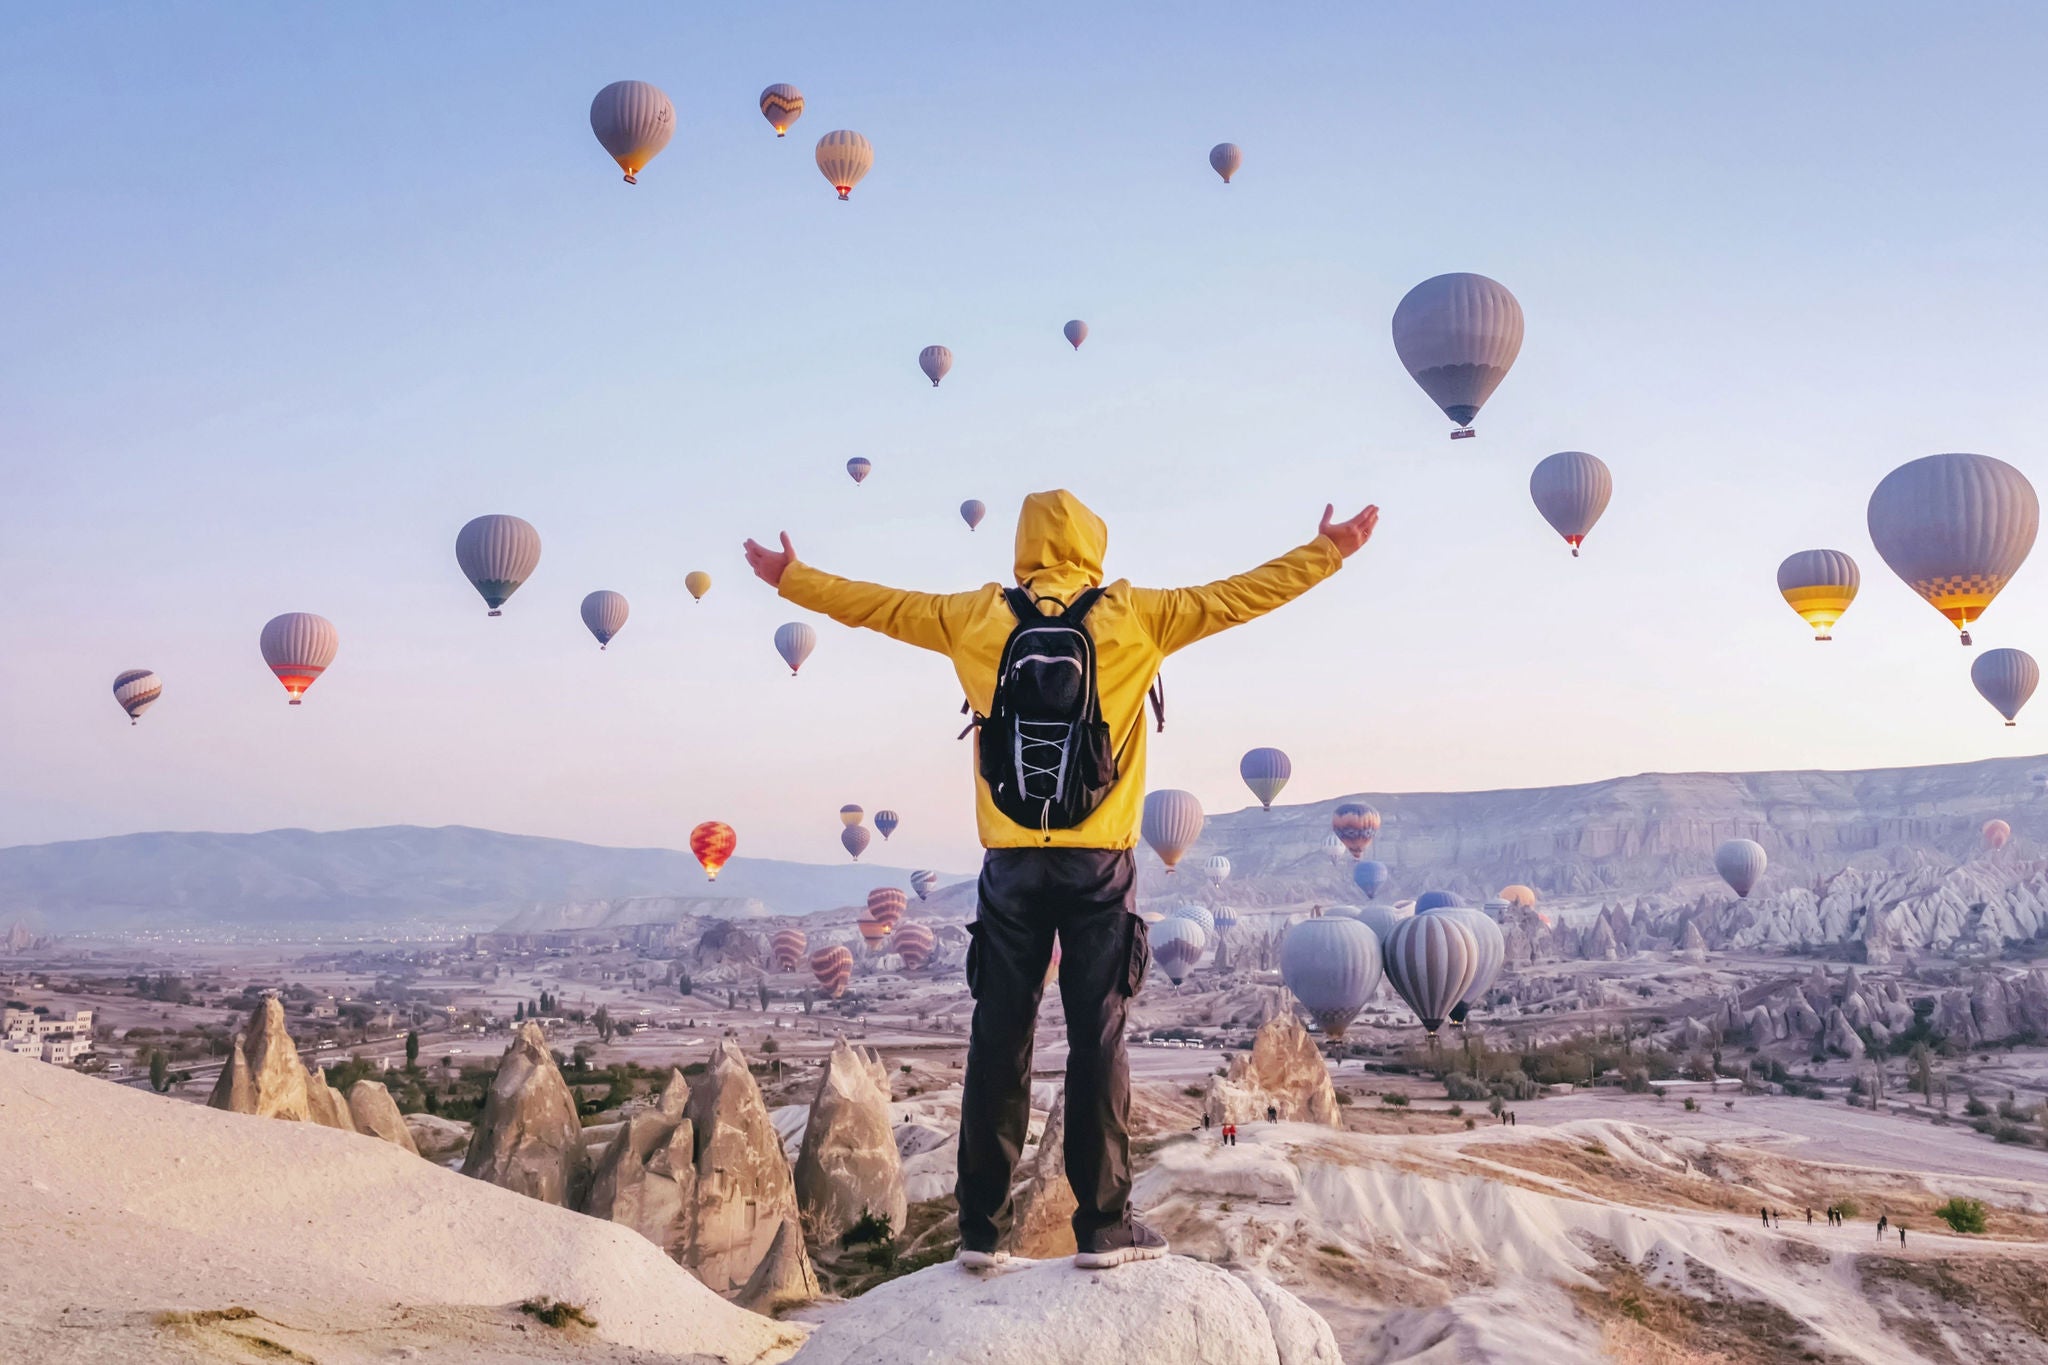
[1073,1244,1169,1269]
[958,1248,1031,1271]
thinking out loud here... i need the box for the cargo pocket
[965,920,984,1000]
[1122,914,1150,996]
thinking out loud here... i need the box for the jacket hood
[1013,489,1106,600]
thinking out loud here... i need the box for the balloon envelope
[1167,904,1216,940]
[1356,902,1412,946]
[1972,647,2039,725]
[690,821,736,881]
[1281,914,1382,1040]
[1392,273,1523,434]
[810,945,853,997]
[1352,860,1389,899]
[960,499,986,530]
[846,457,872,485]
[1212,907,1239,934]
[841,825,872,860]
[759,83,804,136]
[456,515,542,616]
[1331,803,1380,857]
[590,81,674,183]
[1208,142,1242,182]
[1383,912,1479,1035]
[1201,855,1231,887]
[580,590,629,648]
[1529,451,1612,556]
[919,345,953,387]
[892,921,936,970]
[1142,790,1205,870]
[112,669,162,724]
[1239,748,1292,809]
[1149,918,1207,985]
[1715,838,1766,899]
[1776,550,1860,641]
[1064,320,1089,349]
[260,612,338,705]
[857,914,890,949]
[815,130,873,199]
[771,928,808,971]
[839,804,864,827]
[1499,884,1537,909]
[775,622,817,675]
[1866,453,2038,644]
[1322,833,1348,864]
[874,810,900,839]
[684,570,712,602]
[1435,907,1506,1023]
[866,887,906,930]
[911,869,939,900]
[1985,818,2012,850]
[1414,890,1457,913]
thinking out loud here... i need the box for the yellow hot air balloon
[685,570,712,602]
[1498,884,1537,909]
[1776,550,1860,641]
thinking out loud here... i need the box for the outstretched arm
[1129,504,1376,655]
[744,532,979,654]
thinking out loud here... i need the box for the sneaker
[956,1246,1010,1270]
[1073,1217,1169,1269]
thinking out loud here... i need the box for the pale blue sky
[5,4,2048,871]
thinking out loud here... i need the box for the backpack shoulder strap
[1065,587,1106,623]
[1000,587,1036,621]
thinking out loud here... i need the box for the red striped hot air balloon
[770,928,808,971]
[866,887,906,932]
[811,944,853,998]
[260,613,338,705]
[857,913,890,950]
[892,921,935,970]
[690,821,736,881]
[1331,803,1380,857]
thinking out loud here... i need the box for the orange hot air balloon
[858,914,890,949]
[866,886,906,932]
[1984,819,2012,850]
[892,921,936,970]
[770,928,808,971]
[811,944,853,997]
[690,821,736,880]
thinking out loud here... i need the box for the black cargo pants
[956,847,1148,1249]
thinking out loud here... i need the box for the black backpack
[966,588,1161,835]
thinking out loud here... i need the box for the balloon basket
[288,699,302,707]
[1450,429,1476,441]
[487,610,503,618]
[623,174,637,185]
[1961,631,1973,645]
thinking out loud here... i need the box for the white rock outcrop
[460,1021,589,1206]
[794,1039,908,1248]
[682,1037,805,1299]
[347,1078,420,1154]
[1205,1016,1339,1128]
[207,997,310,1121]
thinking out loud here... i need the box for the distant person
[1805,1208,1813,1224]
[1201,1111,1212,1131]
[1898,1225,1906,1247]
[1877,1215,1889,1239]
[1223,1121,1238,1147]
[747,491,1375,1270]
[1266,1104,1278,1123]
[1761,1207,1770,1228]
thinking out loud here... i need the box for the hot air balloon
[1063,320,1088,350]
[811,944,853,998]
[1383,912,1479,1037]
[918,345,953,387]
[1280,911,1382,1040]
[690,821,736,880]
[1972,648,2038,726]
[580,591,629,649]
[1331,803,1380,857]
[892,921,936,970]
[842,825,871,861]
[1415,890,1457,913]
[875,810,900,840]
[1239,748,1291,810]
[815,130,873,199]
[1142,790,1204,871]
[1208,142,1242,183]
[839,804,865,827]
[685,570,712,603]
[1714,838,1766,899]
[1149,918,1207,985]
[1352,859,1389,900]
[866,887,906,931]
[112,669,162,725]
[771,928,808,971]
[911,869,939,901]
[590,80,674,184]
[759,83,804,137]
[1167,904,1216,940]
[960,499,986,531]
[1356,902,1412,946]
[1867,453,2039,646]
[456,515,542,617]
[1201,855,1231,887]
[846,457,872,485]
[1498,885,1537,910]
[1212,907,1239,935]
[1529,451,1612,557]
[1322,833,1348,865]
[1984,818,2012,850]
[1391,273,1523,439]
[1436,907,1506,1025]
[260,613,338,705]
[775,623,816,675]
[1776,550,1860,641]
[857,914,890,950]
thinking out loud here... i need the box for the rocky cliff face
[207,997,309,1121]
[1205,1017,1340,1128]
[681,1038,807,1299]
[794,1039,907,1250]
[460,1021,589,1206]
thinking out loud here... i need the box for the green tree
[757,982,772,1012]
[1934,1197,1988,1234]
[514,1002,525,1021]
[148,1049,170,1094]
[405,1030,419,1068]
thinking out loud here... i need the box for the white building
[2,1007,94,1065]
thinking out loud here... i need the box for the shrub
[759,1036,778,1054]
[1934,1197,1988,1234]
[519,1299,595,1329]
[1490,1069,1539,1101]
[1463,1117,1476,1130]
[1621,1068,1650,1094]
[841,1209,894,1248]
[1446,1104,1464,1118]
[1682,1097,1698,1112]
[1182,1085,1205,1098]
[1832,1199,1860,1219]
[1443,1072,1490,1102]
[1381,1093,1409,1107]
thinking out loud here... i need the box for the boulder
[1823,1007,1866,1061]
[1970,974,2016,1042]
[346,1079,419,1154]
[784,1256,1338,1364]
[1204,1017,1339,1128]
[999,1085,1077,1258]
[738,1217,821,1316]
[681,1037,804,1298]
[403,1112,472,1163]
[304,1069,358,1132]
[795,1039,908,1249]
[459,1021,589,1207]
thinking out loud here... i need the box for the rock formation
[1205,1016,1339,1128]
[794,1038,907,1249]
[460,1021,589,1206]
[404,1112,473,1163]
[1675,918,1707,962]
[681,1037,805,1298]
[304,1068,358,1132]
[582,1069,696,1260]
[210,1039,253,1113]
[999,1085,1077,1258]
[206,997,309,1121]
[738,1218,821,1316]
[347,1079,419,1153]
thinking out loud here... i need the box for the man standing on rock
[746,491,1375,1268]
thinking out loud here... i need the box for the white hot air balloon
[1201,854,1232,887]
[112,669,162,725]
[580,591,629,649]
[1141,789,1204,871]
[919,345,953,387]
[260,612,339,706]
[456,515,542,617]
[1208,142,1242,183]
[1972,648,2039,726]
[815,130,873,200]
[1281,911,1382,1040]
[1063,319,1089,350]
[1431,906,1505,1025]
[1382,912,1479,1037]
[759,83,804,137]
[960,499,986,531]
[1529,451,1612,557]
[1149,917,1207,985]
[1867,453,2039,646]
[847,456,872,485]
[1322,833,1348,865]
[1167,903,1216,940]
[774,623,816,676]
[1714,838,1767,899]
[589,81,675,184]
[1391,273,1524,439]
[1776,549,1861,641]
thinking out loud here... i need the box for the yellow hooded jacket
[778,489,1343,850]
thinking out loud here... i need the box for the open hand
[1319,504,1379,558]
[743,532,795,588]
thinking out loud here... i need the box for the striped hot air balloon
[910,869,939,901]
[1201,855,1231,887]
[770,928,808,971]
[857,914,890,950]
[1212,907,1239,935]
[1239,748,1291,810]
[1529,451,1612,557]
[960,499,986,530]
[815,130,873,199]
[685,570,712,602]
[811,945,853,998]
[1141,790,1204,871]
[1331,803,1379,857]
[847,457,872,485]
[1208,142,1242,183]
[260,613,338,705]
[456,515,541,616]
[590,81,674,184]
[891,921,936,970]
[1776,550,1860,641]
[775,623,816,675]
[759,83,804,137]
[1064,320,1089,350]
[1149,918,1206,985]
[690,821,736,881]
[1985,819,2012,851]
[1392,273,1523,438]
[842,825,871,861]
[1867,453,2039,646]
[1281,910,1382,1040]
[919,345,953,387]
[839,804,865,828]
[866,887,906,932]
[112,669,162,725]
[580,591,629,649]
[874,810,900,839]
[1972,648,2038,726]
[1383,912,1479,1037]
[1714,838,1766,899]
[1426,906,1506,1025]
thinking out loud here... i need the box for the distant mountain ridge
[0,825,945,930]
